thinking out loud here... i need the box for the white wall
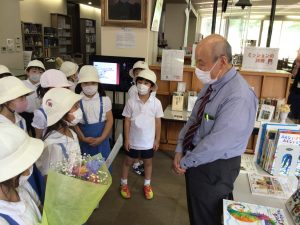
[19,0,66,27]
[0,0,24,70]
[164,4,186,49]
[79,4,101,55]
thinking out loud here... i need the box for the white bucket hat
[43,87,82,126]
[0,65,11,75]
[60,61,79,77]
[0,76,33,104]
[25,59,45,72]
[0,123,44,182]
[129,61,149,78]
[40,69,72,88]
[136,69,158,90]
[78,65,99,84]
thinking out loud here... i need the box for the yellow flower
[279,104,290,113]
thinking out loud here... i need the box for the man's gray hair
[211,39,232,63]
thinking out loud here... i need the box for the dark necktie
[182,85,213,151]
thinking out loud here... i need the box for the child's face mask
[8,97,28,113]
[137,83,150,95]
[66,108,83,126]
[82,85,98,96]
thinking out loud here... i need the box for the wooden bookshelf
[21,22,44,59]
[150,64,292,153]
[44,27,59,58]
[80,18,96,64]
[51,13,73,57]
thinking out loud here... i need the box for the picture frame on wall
[101,0,147,28]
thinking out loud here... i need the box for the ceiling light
[88,1,92,5]
[286,15,300,19]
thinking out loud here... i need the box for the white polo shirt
[22,79,41,113]
[0,113,27,131]
[36,129,81,176]
[0,185,41,225]
[31,108,47,130]
[79,93,112,124]
[122,95,164,150]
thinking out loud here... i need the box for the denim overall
[79,97,111,166]
[18,113,46,205]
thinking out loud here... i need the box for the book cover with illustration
[248,173,293,199]
[223,199,289,225]
[286,189,300,225]
[271,131,300,176]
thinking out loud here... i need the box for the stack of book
[248,173,294,199]
[286,189,300,225]
[256,123,300,176]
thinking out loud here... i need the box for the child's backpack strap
[0,213,19,225]
[38,107,47,120]
[57,143,68,159]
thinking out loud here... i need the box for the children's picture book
[286,189,300,225]
[257,104,275,122]
[223,199,289,225]
[240,154,257,174]
[248,173,293,199]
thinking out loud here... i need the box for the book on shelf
[258,127,300,176]
[286,188,300,225]
[223,199,289,225]
[248,173,293,199]
[258,98,285,120]
[240,154,257,174]
[257,104,275,122]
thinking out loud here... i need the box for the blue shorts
[126,148,154,159]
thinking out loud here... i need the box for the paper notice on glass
[161,49,184,81]
[116,30,136,49]
[23,51,32,69]
[242,47,279,72]
[105,134,123,168]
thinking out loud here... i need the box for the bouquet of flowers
[279,104,290,113]
[39,153,112,225]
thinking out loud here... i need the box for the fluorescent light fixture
[286,15,300,19]
[88,1,92,4]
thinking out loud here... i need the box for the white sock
[144,179,151,186]
[133,162,140,168]
[121,178,127,185]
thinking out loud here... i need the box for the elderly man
[173,34,258,225]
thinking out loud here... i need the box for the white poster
[242,47,279,72]
[161,49,184,81]
[116,30,136,49]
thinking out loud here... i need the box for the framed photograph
[101,0,147,28]
[257,104,275,122]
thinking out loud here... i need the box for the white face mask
[195,60,219,84]
[82,85,98,96]
[19,166,33,186]
[29,73,41,83]
[66,108,83,126]
[137,83,150,95]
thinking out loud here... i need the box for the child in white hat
[0,76,33,131]
[0,123,44,224]
[60,61,79,92]
[74,65,113,166]
[0,65,12,78]
[120,69,164,200]
[21,60,46,137]
[32,69,71,139]
[36,88,82,177]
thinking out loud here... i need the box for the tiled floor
[87,150,190,225]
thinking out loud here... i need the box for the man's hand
[173,152,186,175]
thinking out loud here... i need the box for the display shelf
[80,18,96,64]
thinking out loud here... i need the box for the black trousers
[185,156,241,225]
[19,112,35,137]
